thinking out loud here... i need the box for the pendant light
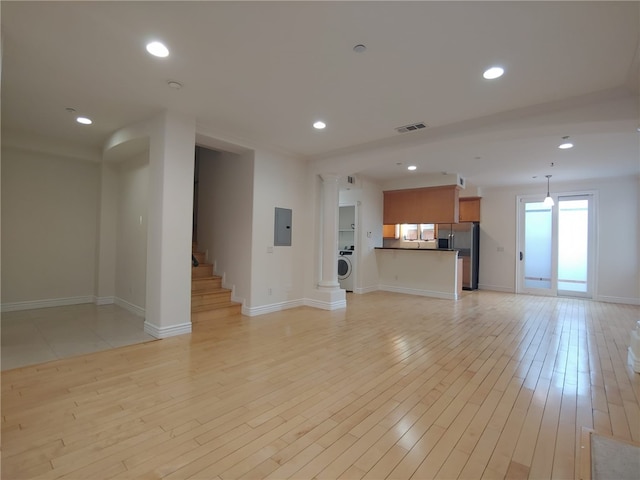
[543,175,555,207]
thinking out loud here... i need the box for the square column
[144,112,196,338]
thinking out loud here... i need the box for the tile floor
[1,303,156,370]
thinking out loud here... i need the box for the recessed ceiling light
[558,136,573,149]
[76,116,92,125]
[146,41,169,58]
[483,66,504,80]
[167,81,183,89]
[313,121,326,130]
[407,165,417,171]
[353,44,367,53]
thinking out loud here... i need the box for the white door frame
[515,190,598,298]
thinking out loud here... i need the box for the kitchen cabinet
[459,197,481,222]
[383,224,399,239]
[383,185,459,224]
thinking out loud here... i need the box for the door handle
[519,251,523,261]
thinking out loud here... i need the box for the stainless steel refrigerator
[437,222,479,290]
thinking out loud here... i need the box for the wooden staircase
[191,244,242,322]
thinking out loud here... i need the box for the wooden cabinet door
[459,197,481,222]
[382,224,398,238]
[416,186,459,224]
[384,185,459,224]
[384,189,420,224]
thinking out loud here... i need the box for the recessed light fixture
[167,81,183,89]
[76,116,92,125]
[353,44,367,53]
[146,41,169,58]
[558,136,573,149]
[313,121,326,130]
[483,66,504,80]
[407,165,417,171]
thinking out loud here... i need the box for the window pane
[420,224,435,240]
[525,202,552,289]
[401,224,418,240]
[558,199,588,292]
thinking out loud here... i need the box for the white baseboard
[304,298,347,310]
[94,296,115,306]
[378,284,456,300]
[596,295,640,306]
[1,295,94,312]
[144,321,191,339]
[477,284,515,293]
[114,297,145,317]
[242,299,304,317]
[354,285,378,294]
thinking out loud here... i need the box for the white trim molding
[355,286,378,294]
[477,284,515,293]
[144,321,192,339]
[1,295,93,312]
[304,298,347,310]
[94,296,115,306]
[378,284,456,300]
[242,299,304,317]
[596,295,640,306]
[114,297,145,317]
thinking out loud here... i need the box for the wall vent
[395,122,428,134]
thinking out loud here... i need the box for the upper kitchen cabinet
[383,185,459,224]
[459,197,481,222]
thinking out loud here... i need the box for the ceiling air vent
[395,122,428,134]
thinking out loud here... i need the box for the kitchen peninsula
[375,247,463,300]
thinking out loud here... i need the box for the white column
[144,111,196,338]
[318,173,341,289]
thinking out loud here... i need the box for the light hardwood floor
[2,291,639,479]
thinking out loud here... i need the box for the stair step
[192,251,206,264]
[192,264,214,278]
[192,276,222,287]
[192,290,233,308]
[191,303,242,321]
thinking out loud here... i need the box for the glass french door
[517,193,594,298]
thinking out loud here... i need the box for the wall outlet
[268,287,272,296]
[267,246,274,253]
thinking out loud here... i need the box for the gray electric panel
[274,207,292,246]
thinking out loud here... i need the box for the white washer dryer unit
[338,250,354,292]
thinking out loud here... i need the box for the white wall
[1,146,99,307]
[480,175,639,304]
[115,154,148,311]
[339,177,385,294]
[250,150,309,310]
[197,147,254,306]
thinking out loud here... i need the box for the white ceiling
[2,1,639,188]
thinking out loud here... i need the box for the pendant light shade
[543,175,554,207]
